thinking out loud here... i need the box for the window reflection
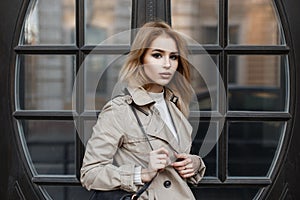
[190,121,217,177]
[18,55,75,110]
[172,0,218,44]
[228,55,287,111]
[85,0,131,44]
[229,0,284,45]
[21,0,75,45]
[22,120,75,175]
[84,54,125,110]
[84,120,97,146]
[21,0,132,45]
[228,121,284,177]
[189,54,218,111]
[172,0,284,45]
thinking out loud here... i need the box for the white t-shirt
[148,91,178,142]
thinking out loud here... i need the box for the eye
[152,53,162,59]
[170,54,178,60]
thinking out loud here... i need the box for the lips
[159,72,172,79]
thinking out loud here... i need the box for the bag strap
[124,88,157,200]
[129,104,154,151]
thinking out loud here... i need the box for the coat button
[163,180,171,188]
[124,96,132,104]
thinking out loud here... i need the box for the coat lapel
[167,101,193,153]
[146,105,181,153]
[126,86,193,154]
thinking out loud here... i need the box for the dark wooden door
[1,0,300,199]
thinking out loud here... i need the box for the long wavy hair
[119,21,192,117]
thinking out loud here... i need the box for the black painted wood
[264,0,300,199]
[1,0,300,199]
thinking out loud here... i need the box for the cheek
[143,57,159,72]
[144,57,159,66]
[172,61,179,70]
[144,64,159,76]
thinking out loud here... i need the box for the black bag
[90,189,135,200]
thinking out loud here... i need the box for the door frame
[1,0,300,199]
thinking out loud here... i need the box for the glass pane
[43,186,92,200]
[83,120,97,146]
[191,187,261,200]
[21,0,75,45]
[84,54,125,110]
[228,121,285,177]
[21,120,75,175]
[190,121,217,177]
[228,0,284,45]
[85,0,132,44]
[172,0,218,44]
[228,55,288,111]
[189,54,219,111]
[17,55,75,110]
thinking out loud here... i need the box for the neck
[146,84,164,93]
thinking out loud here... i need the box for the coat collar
[126,86,179,106]
[126,87,154,106]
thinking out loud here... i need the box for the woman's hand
[141,147,171,182]
[171,153,200,178]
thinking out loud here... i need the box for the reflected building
[22,0,282,111]
[172,0,281,91]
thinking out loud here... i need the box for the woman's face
[142,35,179,93]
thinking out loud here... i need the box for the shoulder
[112,94,133,106]
[94,95,133,133]
[99,95,132,116]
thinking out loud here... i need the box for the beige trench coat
[81,87,205,200]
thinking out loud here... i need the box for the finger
[173,153,189,163]
[150,162,165,172]
[157,159,167,165]
[172,157,190,167]
[182,171,196,178]
[174,152,188,160]
[166,157,172,166]
[173,162,186,170]
[150,148,169,160]
[157,161,169,170]
[172,160,185,168]
[174,165,185,171]
[175,163,193,171]
[184,162,194,168]
[156,147,170,156]
[152,153,168,159]
[179,168,194,176]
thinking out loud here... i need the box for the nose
[163,57,171,68]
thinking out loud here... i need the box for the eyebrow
[151,48,179,54]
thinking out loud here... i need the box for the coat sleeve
[187,155,206,185]
[80,100,138,192]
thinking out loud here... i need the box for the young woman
[81,21,205,200]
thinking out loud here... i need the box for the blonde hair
[119,21,192,116]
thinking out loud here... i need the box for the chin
[157,80,171,86]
